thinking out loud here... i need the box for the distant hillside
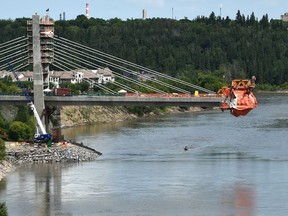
[1,11,288,86]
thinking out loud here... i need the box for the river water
[1,93,288,216]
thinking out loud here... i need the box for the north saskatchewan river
[0,93,288,216]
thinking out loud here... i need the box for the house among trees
[123,71,158,81]
[138,71,158,81]
[281,13,288,22]
[0,71,9,79]
[95,67,115,84]
[1,67,115,88]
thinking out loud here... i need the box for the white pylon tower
[86,3,90,19]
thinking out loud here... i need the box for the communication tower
[143,9,147,19]
[86,3,90,19]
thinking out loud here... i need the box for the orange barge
[220,77,258,117]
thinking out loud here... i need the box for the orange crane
[220,76,258,117]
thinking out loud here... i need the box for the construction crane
[8,64,53,142]
[219,76,258,117]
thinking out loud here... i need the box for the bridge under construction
[0,13,223,140]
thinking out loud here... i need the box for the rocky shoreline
[0,105,207,181]
[0,142,102,181]
[0,160,14,181]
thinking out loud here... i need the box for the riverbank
[0,105,209,181]
[60,105,206,128]
[255,90,288,94]
[0,141,102,181]
[0,160,14,181]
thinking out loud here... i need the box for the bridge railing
[125,93,223,98]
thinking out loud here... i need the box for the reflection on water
[1,163,79,216]
[62,121,129,142]
[0,178,6,191]
[262,119,288,129]
[1,94,288,215]
[221,183,255,216]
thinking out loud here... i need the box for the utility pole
[220,4,222,18]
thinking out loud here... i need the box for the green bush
[0,114,7,129]
[0,202,7,216]
[0,138,5,160]
[125,106,167,117]
[14,105,30,123]
[8,121,34,142]
[255,84,279,91]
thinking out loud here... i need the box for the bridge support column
[51,106,64,143]
[32,14,45,127]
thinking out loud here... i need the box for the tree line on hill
[1,10,288,90]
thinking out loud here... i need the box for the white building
[281,13,288,22]
[5,68,115,88]
[94,67,115,84]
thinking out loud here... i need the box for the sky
[1,0,288,21]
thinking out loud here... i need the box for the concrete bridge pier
[48,106,63,142]
[32,14,46,129]
[31,14,56,137]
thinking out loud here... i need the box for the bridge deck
[0,95,223,107]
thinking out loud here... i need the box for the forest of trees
[1,10,288,89]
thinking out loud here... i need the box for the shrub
[0,202,7,216]
[8,121,34,142]
[0,138,5,160]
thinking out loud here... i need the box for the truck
[54,88,71,96]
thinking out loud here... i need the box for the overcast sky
[1,0,288,21]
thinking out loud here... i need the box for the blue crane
[8,64,53,142]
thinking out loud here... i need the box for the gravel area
[0,142,102,180]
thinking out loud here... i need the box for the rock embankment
[0,142,102,181]
[0,160,14,181]
[5,142,102,165]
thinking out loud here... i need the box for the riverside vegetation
[1,10,288,89]
[0,138,8,216]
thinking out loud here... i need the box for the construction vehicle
[9,65,53,142]
[220,76,258,117]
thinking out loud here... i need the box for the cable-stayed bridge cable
[54,37,188,93]
[55,36,215,94]
[54,41,166,93]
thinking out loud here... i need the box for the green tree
[0,138,6,160]
[236,10,243,25]
[0,114,8,141]
[14,105,30,123]
[247,12,256,26]
[0,113,7,129]
[260,14,269,29]
[79,81,90,93]
[0,202,7,216]
[197,73,224,92]
[8,121,34,142]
